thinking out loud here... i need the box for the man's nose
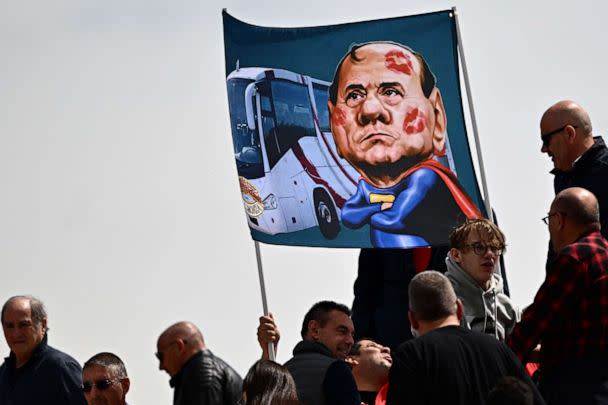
[541,143,548,154]
[358,95,389,125]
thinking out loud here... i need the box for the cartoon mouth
[360,133,395,143]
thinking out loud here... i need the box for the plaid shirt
[508,231,608,370]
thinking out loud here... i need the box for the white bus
[226,67,359,239]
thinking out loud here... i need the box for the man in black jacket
[540,100,608,261]
[0,295,86,405]
[156,321,242,405]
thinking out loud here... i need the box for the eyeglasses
[541,125,577,147]
[465,242,503,256]
[542,211,565,225]
[155,340,180,362]
[82,379,121,393]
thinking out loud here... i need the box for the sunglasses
[82,379,121,393]
[541,124,577,147]
[155,340,180,362]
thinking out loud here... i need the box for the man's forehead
[465,230,499,245]
[339,45,422,83]
[3,300,32,319]
[325,310,354,328]
[83,365,113,379]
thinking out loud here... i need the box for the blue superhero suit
[341,159,481,248]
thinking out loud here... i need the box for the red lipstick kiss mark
[385,50,413,75]
[332,107,346,127]
[404,108,426,134]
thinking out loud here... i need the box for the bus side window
[271,81,315,155]
[262,116,280,169]
[313,86,331,132]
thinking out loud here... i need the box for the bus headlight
[263,194,278,210]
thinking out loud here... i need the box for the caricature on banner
[327,41,481,248]
[223,11,485,249]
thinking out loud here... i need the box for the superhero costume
[341,159,481,248]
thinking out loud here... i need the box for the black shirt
[386,326,545,405]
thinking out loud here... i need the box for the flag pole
[254,240,276,361]
[451,7,493,222]
[452,8,504,279]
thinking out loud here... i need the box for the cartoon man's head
[328,41,447,185]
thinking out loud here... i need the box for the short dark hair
[449,218,506,250]
[487,376,533,405]
[328,41,437,105]
[83,352,128,379]
[243,360,299,405]
[348,337,375,356]
[301,301,351,339]
[1,295,47,327]
[409,271,457,322]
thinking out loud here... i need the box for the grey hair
[409,271,457,322]
[1,295,48,327]
[83,352,128,379]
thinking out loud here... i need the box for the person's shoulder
[208,351,242,378]
[43,345,81,369]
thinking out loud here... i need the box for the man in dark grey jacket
[0,295,86,405]
[258,301,360,405]
[156,321,242,405]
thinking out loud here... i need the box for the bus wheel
[313,189,340,239]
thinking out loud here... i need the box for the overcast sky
[1,1,607,404]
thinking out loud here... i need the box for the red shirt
[507,231,608,370]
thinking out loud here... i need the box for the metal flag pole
[254,240,276,361]
[452,7,493,222]
[452,7,504,279]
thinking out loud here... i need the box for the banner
[223,10,485,248]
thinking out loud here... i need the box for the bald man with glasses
[539,100,608,241]
[156,321,242,405]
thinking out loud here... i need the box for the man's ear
[122,377,130,394]
[308,320,320,340]
[450,248,462,263]
[428,87,447,155]
[40,319,47,334]
[456,298,464,322]
[565,124,578,144]
[408,310,419,330]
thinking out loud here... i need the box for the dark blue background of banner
[223,10,485,247]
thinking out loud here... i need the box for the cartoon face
[328,43,446,181]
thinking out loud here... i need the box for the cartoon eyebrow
[379,82,404,90]
[344,83,366,93]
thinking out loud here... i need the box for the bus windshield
[226,78,264,179]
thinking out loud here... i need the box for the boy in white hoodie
[445,219,520,340]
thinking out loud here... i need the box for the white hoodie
[445,253,521,341]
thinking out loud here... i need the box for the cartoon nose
[358,95,389,125]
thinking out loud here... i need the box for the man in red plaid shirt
[508,187,608,405]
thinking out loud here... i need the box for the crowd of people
[2,40,608,405]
